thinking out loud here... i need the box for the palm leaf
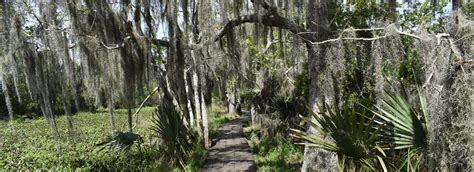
[372,90,428,151]
[151,102,193,168]
[96,131,142,152]
[291,100,386,170]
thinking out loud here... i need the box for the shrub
[151,102,194,168]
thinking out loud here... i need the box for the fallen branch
[132,86,159,129]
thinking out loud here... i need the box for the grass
[0,107,160,170]
[244,126,304,172]
[0,104,234,171]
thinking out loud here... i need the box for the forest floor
[201,112,257,172]
[0,105,235,171]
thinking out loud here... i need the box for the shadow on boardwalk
[201,113,257,172]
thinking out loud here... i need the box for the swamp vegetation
[0,0,473,171]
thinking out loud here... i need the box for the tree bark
[218,80,228,109]
[203,75,214,105]
[184,69,195,127]
[61,79,75,140]
[228,85,237,114]
[1,74,14,126]
[166,0,189,120]
[301,0,338,171]
[127,102,133,133]
[452,0,461,10]
[108,91,116,133]
[200,72,210,149]
[191,53,203,137]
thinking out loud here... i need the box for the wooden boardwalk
[201,114,256,172]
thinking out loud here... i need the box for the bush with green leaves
[252,137,303,171]
[400,0,449,32]
[464,2,474,20]
[291,100,387,171]
[151,102,195,168]
[291,89,429,171]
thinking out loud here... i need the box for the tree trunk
[184,69,195,127]
[36,53,60,138]
[1,74,14,126]
[218,80,228,109]
[388,0,398,22]
[452,0,461,10]
[200,74,210,149]
[192,59,203,137]
[228,85,237,114]
[203,75,214,105]
[70,53,81,112]
[127,102,133,133]
[301,0,338,171]
[250,105,256,127]
[421,20,473,171]
[108,93,116,133]
[166,0,189,119]
[11,71,21,104]
[60,80,75,140]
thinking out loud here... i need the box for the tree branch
[101,35,169,49]
[214,0,311,43]
[214,13,311,42]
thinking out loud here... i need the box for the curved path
[201,113,256,172]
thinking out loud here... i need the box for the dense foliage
[0,105,233,171]
[0,0,472,171]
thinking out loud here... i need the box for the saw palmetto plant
[291,89,429,171]
[370,89,428,171]
[96,131,143,152]
[291,101,388,171]
[151,102,193,168]
[371,89,428,151]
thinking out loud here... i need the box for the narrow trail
[201,113,257,172]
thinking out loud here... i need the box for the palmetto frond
[151,102,192,168]
[291,101,387,171]
[372,90,428,151]
[96,131,142,151]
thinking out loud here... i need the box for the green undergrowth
[244,126,304,172]
[0,104,234,171]
[0,107,159,170]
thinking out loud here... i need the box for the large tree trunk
[70,49,81,112]
[36,53,60,138]
[192,56,203,137]
[11,69,21,104]
[184,70,195,127]
[218,80,228,109]
[166,0,189,121]
[200,70,210,149]
[60,80,75,140]
[228,86,236,114]
[301,0,338,171]
[127,102,133,132]
[452,0,461,10]
[421,14,473,171]
[203,75,214,105]
[108,90,116,133]
[1,75,14,125]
